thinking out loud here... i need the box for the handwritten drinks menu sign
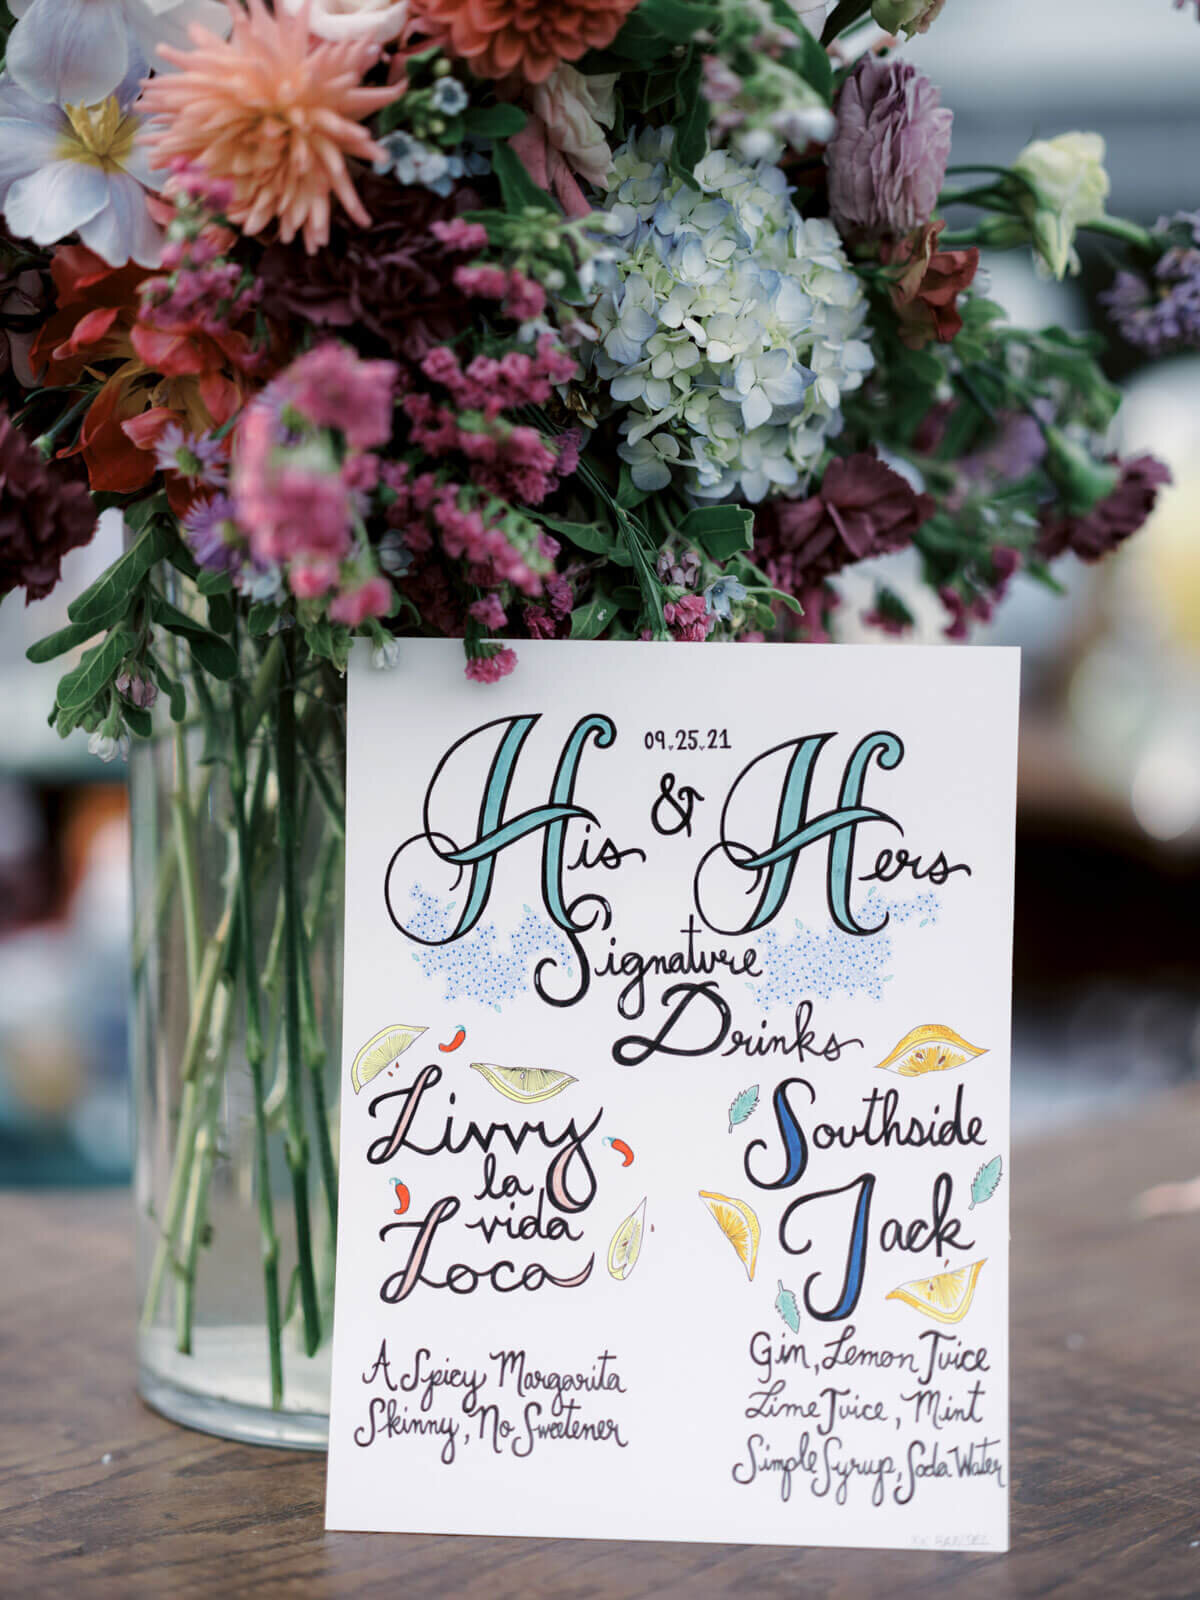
[326,639,1018,1551]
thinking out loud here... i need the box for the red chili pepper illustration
[392,1180,410,1215]
[609,1139,635,1167]
[439,1026,467,1053]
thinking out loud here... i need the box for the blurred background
[0,0,1197,1186]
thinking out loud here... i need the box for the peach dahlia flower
[140,0,401,254]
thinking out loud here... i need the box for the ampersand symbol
[650,772,704,838]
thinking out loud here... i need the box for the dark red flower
[256,177,484,368]
[0,410,96,603]
[1036,454,1172,563]
[753,451,936,600]
[882,222,979,350]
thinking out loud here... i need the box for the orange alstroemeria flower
[30,244,263,501]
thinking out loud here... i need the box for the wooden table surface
[2,1088,1198,1600]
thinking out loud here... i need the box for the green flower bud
[871,0,947,38]
[1012,132,1110,279]
[1042,427,1120,516]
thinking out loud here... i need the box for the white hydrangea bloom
[591,128,874,502]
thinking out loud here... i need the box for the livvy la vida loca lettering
[369,711,980,1315]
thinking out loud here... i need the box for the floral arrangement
[2,0,1190,729]
[0,0,1189,1413]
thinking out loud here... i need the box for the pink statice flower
[465,647,518,684]
[430,218,489,252]
[468,593,508,629]
[281,342,398,450]
[329,575,393,625]
[663,594,714,641]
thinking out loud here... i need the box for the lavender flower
[154,424,226,487]
[827,58,953,240]
[182,493,245,575]
[1101,212,1200,353]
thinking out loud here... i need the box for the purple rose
[827,57,953,240]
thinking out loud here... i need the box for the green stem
[297,840,340,1238]
[139,893,234,1334]
[229,626,284,1408]
[32,388,94,451]
[170,731,202,995]
[173,897,244,1355]
[1080,215,1158,254]
[295,714,345,842]
[275,630,322,1357]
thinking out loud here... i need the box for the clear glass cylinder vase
[130,620,345,1449]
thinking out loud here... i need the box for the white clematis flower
[6,0,230,107]
[0,63,164,267]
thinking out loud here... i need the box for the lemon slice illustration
[607,1197,647,1281]
[350,1024,426,1094]
[699,1190,760,1281]
[886,1259,986,1323]
[469,1063,577,1103]
[873,1024,986,1077]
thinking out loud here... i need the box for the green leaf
[462,103,527,139]
[604,13,679,60]
[187,632,238,680]
[195,568,232,597]
[492,140,557,216]
[207,593,235,635]
[775,1280,801,1334]
[247,604,277,637]
[635,0,716,44]
[674,56,709,172]
[148,658,187,723]
[26,619,102,665]
[728,1084,759,1132]
[969,1155,1003,1210]
[770,0,833,98]
[821,0,872,45]
[304,619,353,670]
[679,504,755,562]
[55,628,135,712]
[536,515,628,563]
[570,593,618,639]
[151,595,239,679]
[67,519,174,631]
[123,704,153,740]
[616,466,650,510]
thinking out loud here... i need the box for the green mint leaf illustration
[969,1155,1003,1209]
[775,1280,801,1333]
[728,1084,759,1133]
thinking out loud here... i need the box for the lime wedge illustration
[350,1024,426,1094]
[608,1197,647,1281]
[468,1063,577,1103]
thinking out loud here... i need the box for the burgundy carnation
[753,452,936,600]
[1036,455,1172,563]
[827,58,953,241]
[0,410,96,603]
[256,176,483,368]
